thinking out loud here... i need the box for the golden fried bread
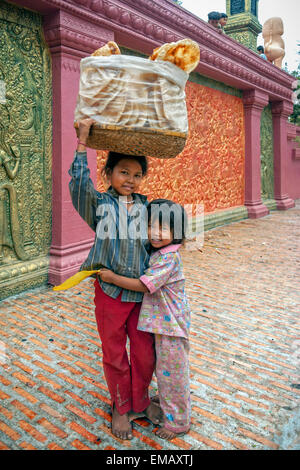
[149,39,200,73]
[77,42,189,131]
[91,41,121,57]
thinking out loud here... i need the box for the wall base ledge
[0,256,49,301]
[203,206,248,231]
[262,198,278,211]
[275,197,295,210]
[245,202,269,219]
[49,240,94,286]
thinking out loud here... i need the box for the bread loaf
[149,39,200,74]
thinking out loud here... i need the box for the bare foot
[111,405,133,440]
[150,394,160,405]
[156,426,188,440]
[144,401,163,425]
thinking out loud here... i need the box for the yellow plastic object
[53,270,99,291]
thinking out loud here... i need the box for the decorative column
[271,101,295,210]
[43,10,114,285]
[243,89,269,218]
[225,0,262,51]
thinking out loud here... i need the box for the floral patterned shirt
[138,244,191,339]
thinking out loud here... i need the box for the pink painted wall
[49,52,97,281]
[9,0,299,285]
[287,124,300,200]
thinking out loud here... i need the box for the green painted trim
[190,206,248,234]
[262,199,277,211]
[188,72,242,98]
[119,46,147,58]
[204,206,248,230]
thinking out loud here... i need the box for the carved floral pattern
[97,81,245,213]
[260,105,274,199]
[0,1,52,299]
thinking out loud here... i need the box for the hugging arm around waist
[98,269,149,293]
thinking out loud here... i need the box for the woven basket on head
[75,123,187,159]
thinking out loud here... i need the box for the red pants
[94,280,155,415]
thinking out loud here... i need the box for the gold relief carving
[97,82,245,213]
[0,83,29,262]
[260,105,274,199]
[230,30,257,51]
[0,1,52,299]
[0,1,42,29]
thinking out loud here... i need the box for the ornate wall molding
[271,100,294,118]
[11,0,295,103]
[243,89,269,110]
[287,123,297,141]
[43,9,113,56]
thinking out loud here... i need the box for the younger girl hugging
[68,118,161,440]
[99,199,191,439]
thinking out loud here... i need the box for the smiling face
[219,17,227,27]
[148,218,173,250]
[209,19,220,28]
[108,158,143,196]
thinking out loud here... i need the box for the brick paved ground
[0,202,299,451]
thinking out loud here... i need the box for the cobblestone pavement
[0,202,299,451]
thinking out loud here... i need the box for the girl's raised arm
[69,119,98,231]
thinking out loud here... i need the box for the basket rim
[74,122,187,139]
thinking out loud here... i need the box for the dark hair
[103,151,148,176]
[219,13,228,19]
[208,11,221,21]
[147,199,188,245]
[257,46,264,53]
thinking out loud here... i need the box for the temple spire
[225,0,262,52]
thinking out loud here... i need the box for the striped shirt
[69,151,150,302]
